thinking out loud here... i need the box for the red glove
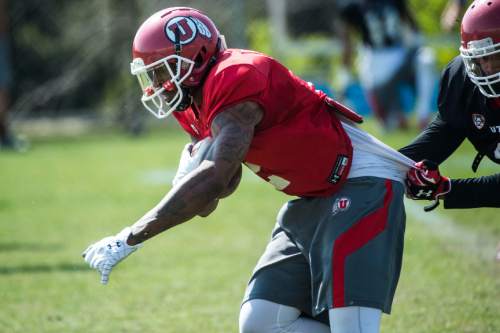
[406,160,451,211]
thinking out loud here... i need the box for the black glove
[406,160,451,211]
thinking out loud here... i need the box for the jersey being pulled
[174,49,353,197]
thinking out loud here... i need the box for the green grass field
[0,121,498,332]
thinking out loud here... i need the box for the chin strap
[175,38,224,113]
[175,87,193,111]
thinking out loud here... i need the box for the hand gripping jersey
[174,49,357,197]
[399,56,500,208]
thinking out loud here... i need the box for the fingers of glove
[82,244,95,259]
[86,248,107,268]
[90,254,106,269]
[408,168,429,187]
[407,169,419,185]
[83,246,102,264]
[90,251,116,269]
[405,180,420,199]
[421,159,438,170]
[415,169,436,185]
[413,166,441,186]
[99,265,112,285]
[90,246,130,269]
[406,177,436,200]
[91,253,117,269]
[414,160,442,185]
[83,239,108,259]
[84,237,116,259]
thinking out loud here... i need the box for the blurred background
[1,0,466,146]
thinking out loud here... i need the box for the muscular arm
[127,102,263,245]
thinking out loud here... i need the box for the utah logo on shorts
[332,197,351,216]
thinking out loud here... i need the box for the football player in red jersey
[83,7,418,333]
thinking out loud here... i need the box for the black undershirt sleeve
[398,114,465,164]
[445,174,500,208]
[400,116,500,208]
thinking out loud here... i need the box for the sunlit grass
[0,121,498,332]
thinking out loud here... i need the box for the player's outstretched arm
[83,101,263,283]
[127,101,263,244]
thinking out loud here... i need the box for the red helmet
[460,0,500,98]
[130,7,224,118]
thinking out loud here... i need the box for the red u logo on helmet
[165,17,197,45]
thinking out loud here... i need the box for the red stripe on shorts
[331,179,393,307]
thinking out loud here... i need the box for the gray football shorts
[242,177,406,319]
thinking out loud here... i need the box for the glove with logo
[82,227,143,284]
[406,159,451,211]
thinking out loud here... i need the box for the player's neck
[192,87,203,108]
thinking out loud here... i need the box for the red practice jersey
[174,49,353,197]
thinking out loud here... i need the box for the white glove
[82,227,143,284]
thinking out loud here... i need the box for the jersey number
[245,162,291,191]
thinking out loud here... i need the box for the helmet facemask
[130,56,195,119]
[460,37,500,98]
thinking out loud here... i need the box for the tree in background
[6,0,459,130]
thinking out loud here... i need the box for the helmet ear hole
[194,53,204,68]
[193,46,208,68]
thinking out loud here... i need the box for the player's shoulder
[439,56,471,102]
[441,56,471,89]
[208,49,275,81]
[201,49,276,122]
[438,56,474,123]
[202,49,275,102]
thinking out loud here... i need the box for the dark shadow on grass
[0,263,89,275]
[0,199,12,210]
[0,242,62,252]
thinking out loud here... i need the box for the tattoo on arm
[127,102,263,245]
[211,101,263,164]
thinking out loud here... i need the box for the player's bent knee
[239,299,301,333]
[329,306,382,333]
